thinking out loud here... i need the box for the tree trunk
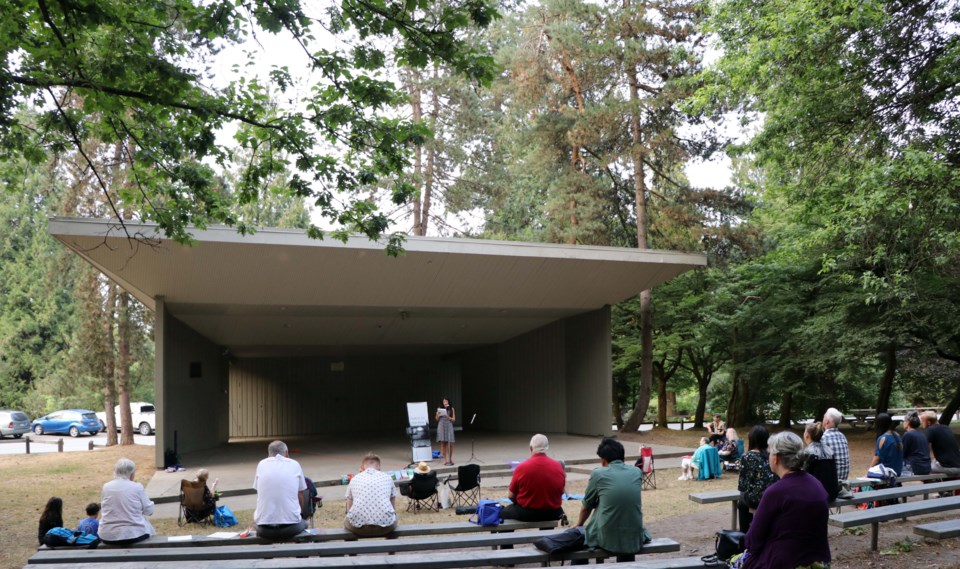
[656,364,668,428]
[407,69,424,235]
[941,379,960,426]
[726,369,739,428]
[694,382,708,430]
[613,396,623,431]
[420,68,439,237]
[779,390,793,428]
[620,45,653,433]
[875,344,896,414]
[117,292,134,445]
[102,282,118,446]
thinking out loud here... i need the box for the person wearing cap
[345,452,398,537]
[502,434,566,522]
[253,440,307,541]
[921,411,960,476]
[871,413,904,476]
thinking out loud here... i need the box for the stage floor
[145,430,691,507]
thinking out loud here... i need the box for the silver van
[0,410,31,438]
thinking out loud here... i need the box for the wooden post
[871,522,879,551]
[57,438,63,453]
[731,501,738,531]
[89,441,94,451]
[25,436,30,454]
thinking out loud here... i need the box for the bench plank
[29,531,567,564]
[25,539,681,569]
[829,495,960,551]
[913,519,960,540]
[71,520,561,549]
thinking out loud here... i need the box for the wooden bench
[70,519,562,549]
[26,538,683,568]
[846,473,946,488]
[913,518,960,540]
[829,495,960,551]
[690,479,960,530]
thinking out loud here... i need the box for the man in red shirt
[501,434,567,521]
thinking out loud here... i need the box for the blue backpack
[43,527,100,548]
[469,499,503,526]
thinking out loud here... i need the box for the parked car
[31,409,101,437]
[0,410,31,438]
[96,402,156,436]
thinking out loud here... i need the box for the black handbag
[700,529,745,568]
[715,529,746,560]
[533,527,585,554]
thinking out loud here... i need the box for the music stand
[467,413,484,463]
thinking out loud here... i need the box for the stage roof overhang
[49,218,707,357]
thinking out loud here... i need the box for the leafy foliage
[1,0,499,251]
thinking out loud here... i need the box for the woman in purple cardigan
[736,431,831,569]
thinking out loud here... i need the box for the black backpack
[805,455,840,502]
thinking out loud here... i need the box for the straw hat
[415,461,431,474]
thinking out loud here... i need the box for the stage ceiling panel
[49,218,706,355]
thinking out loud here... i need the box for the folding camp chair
[405,471,440,513]
[638,446,656,490]
[450,464,481,508]
[301,477,323,528]
[178,479,214,526]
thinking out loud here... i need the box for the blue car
[31,409,101,437]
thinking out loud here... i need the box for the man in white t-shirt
[253,440,307,540]
[345,452,398,536]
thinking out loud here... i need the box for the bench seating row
[29,535,690,568]
[63,519,562,549]
[689,478,960,531]
[829,494,960,551]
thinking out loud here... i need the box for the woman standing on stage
[436,398,456,466]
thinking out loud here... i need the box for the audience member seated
[693,437,722,480]
[707,414,726,436]
[99,458,155,546]
[573,438,650,562]
[502,434,566,522]
[733,432,830,569]
[719,428,741,462]
[901,411,931,475]
[184,469,218,523]
[803,422,839,502]
[737,425,778,533]
[253,440,307,541]
[871,413,904,476]
[344,452,398,537]
[922,411,960,477]
[77,502,101,537]
[821,407,850,484]
[38,496,64,546]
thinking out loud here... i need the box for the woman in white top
[99,458,155,545]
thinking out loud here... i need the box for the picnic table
[847,407,951,428]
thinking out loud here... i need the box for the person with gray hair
[821,407,850,482]
[735,431,831,569]
[253,440,307,541]
[99,458,155,545]
[501,434,566,522]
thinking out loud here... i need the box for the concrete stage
[146,431,692,517]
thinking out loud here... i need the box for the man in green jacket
[573,438,650,561]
